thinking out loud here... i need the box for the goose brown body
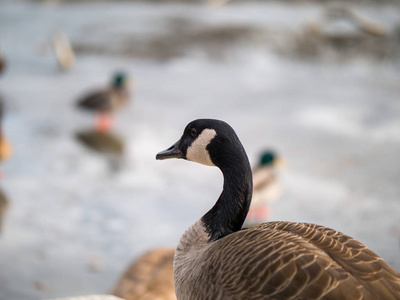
[176,220,400,300]
[157,119,400,300]
[112,248,176,300]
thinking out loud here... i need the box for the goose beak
[156,141,184,160]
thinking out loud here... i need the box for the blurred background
[0,0,400,299]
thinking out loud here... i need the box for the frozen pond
[0,1,400,299]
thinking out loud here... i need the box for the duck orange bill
[156,141,184,160]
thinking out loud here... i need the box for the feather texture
[176,221,400,299]
[112,248,176,300]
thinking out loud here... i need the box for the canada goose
[47,295,124,300]
[156,119,400,300]
[244,150,284,227]
[111,248,176,300]
[77,73,132,132]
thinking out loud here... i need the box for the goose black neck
[201,145,253,242]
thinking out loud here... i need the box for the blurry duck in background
[0,100,12,178]
[77,72,133,132]
[243,150,285,227]
[0,52,6,75]
[0,100,12,234]
[52,31,76,71]
[111,248,176,300]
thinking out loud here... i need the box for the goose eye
[191,128,198,138]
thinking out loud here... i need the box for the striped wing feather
[203,221,400,300]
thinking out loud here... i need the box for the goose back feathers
[176,221,400,299]
[156,119,400,300]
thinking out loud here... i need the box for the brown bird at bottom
[111,248,176,300]
[155,119,400,300]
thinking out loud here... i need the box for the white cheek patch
[186,129,217,166]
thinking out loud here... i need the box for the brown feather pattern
[178,221,400,300]
[112,248,176,300]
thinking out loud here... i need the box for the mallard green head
[112,72,128,89]
[259,151,276,166]
[258,150,286,169]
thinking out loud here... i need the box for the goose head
[156,119,253,240]
[156,119,247,170]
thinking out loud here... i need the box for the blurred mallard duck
[243,150,285,227]
[52,31,75,71]
[0,188,9,234]
[77,73,132,132]
[111,248,176,300]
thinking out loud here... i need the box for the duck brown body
[77,89,129,113]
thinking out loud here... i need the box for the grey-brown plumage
[77,73,131,113]
[175,221,400,299]
[111,248,176,300]
[156,119,400,300]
